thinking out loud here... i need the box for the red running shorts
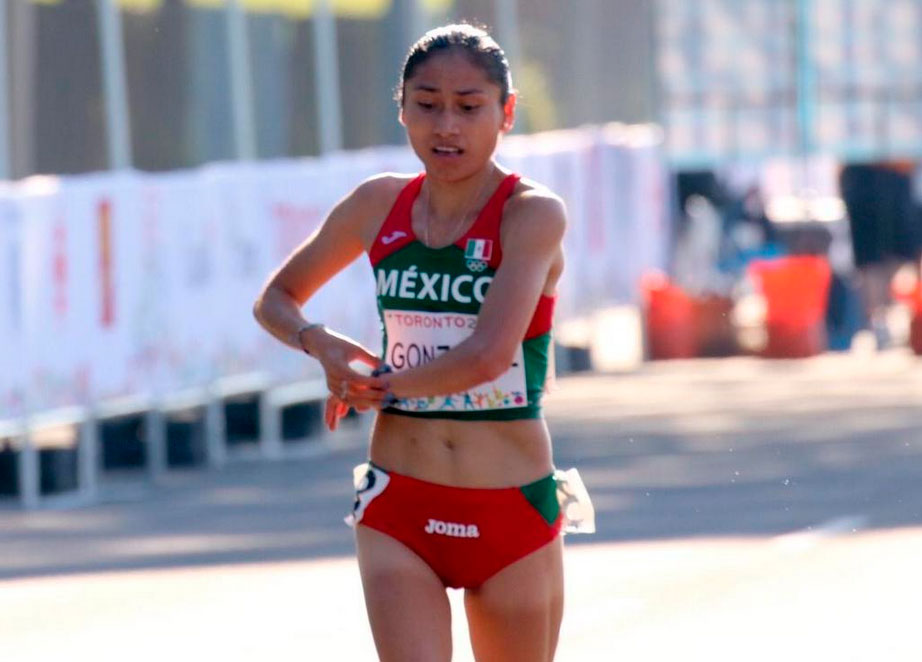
[349,462,563,589]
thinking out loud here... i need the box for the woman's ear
[501,92,517,133]
[398,105,406,127]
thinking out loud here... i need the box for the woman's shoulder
[339,173,421,242]
[503,175,567,236]
[351,172,420,207]
[344,172,418,250]
[325,173,420,245]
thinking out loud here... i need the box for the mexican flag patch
[464,238,493,261]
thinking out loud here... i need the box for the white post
[95,0,132,169]
[145,408,167,481]
[78,415,99,501]
[18,430,39,509]
[225,0,256,160]
[0,0,10,179]
[258,391,282,460]
[312,0,342,154]
[204,390,227,468]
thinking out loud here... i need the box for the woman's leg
[355,525,453,662]
[464,536,564,662]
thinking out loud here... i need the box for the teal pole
[225,0,256,160]
[312,0,342,154]
[96,0,133,169]
[0,0,9,179]
[794,0,815,156]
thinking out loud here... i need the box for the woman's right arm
[252,176,395,406]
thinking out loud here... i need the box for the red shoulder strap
[455,173,520,269]
[368,174,424,266]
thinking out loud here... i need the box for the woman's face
[400,50,515,181]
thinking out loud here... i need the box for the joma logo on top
[377,267,492,304]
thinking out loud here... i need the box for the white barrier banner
[0,125,667,415]
[0,194,24,417]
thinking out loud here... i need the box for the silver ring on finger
[339,379,348,400]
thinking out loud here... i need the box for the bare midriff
[369,412,554,488]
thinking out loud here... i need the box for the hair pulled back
[396,23,513,107]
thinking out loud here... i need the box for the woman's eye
[417,102,435,110]
[461,105,480,113]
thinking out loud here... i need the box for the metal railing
[1,373,356,509]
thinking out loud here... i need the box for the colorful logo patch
[465,239,492,272]
[464,238,493,261]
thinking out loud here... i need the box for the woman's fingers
[325,388,390,431]
[316,336,391,428]
[345,381,390,403]
[324,396,340,431]
[345,369,390,392]
[327,368,389,401]
[325,394,356,431]
[326,367,388,399]
[322,358,391,431]
[352,349,384,373]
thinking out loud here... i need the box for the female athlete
[253,23,589,661]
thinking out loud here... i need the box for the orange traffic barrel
[907,282,922,356]
[642,272,697,360]
[748,256,832,358]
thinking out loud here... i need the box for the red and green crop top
[367,172,555,421]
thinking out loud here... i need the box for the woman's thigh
[355,525,453,662]
[464,536,564,662]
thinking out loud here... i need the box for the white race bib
[383,310,527,413]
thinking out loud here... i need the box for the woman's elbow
[252,295,266,324]
[252,284,285,324]
[252,291,275,328]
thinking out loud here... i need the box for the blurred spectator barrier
[0,123,670,507]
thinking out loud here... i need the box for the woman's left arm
[383,190,566,399]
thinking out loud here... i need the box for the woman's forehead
[407,51,497,94]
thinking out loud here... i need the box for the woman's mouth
[432,146,463,157]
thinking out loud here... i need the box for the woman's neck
[423,163,501,223]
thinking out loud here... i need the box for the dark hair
[395,23,513,107]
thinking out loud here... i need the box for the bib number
[383,310,528,412]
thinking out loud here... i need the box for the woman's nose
[434,109,459,135]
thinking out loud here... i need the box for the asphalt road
[1,350,921,661]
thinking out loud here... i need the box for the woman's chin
[419,157,493,182]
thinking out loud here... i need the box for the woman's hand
[304,326,390,410]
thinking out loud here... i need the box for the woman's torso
[358,168,562,488]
